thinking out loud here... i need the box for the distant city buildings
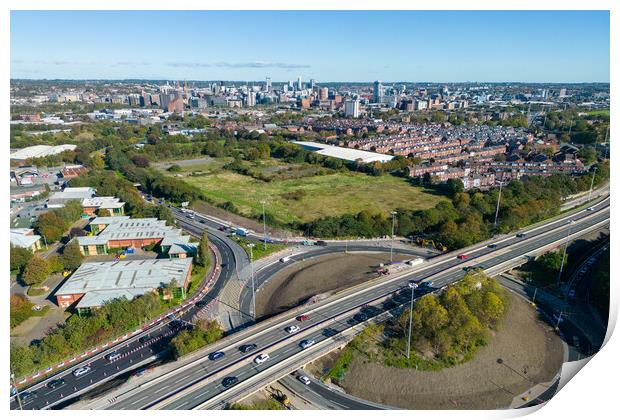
[344,99,360,118]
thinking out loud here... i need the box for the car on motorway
[72,366,91,377]
[199,219,207,224]
[516,233,526,238]
[208,351,225,361]
[488,243,497,249]
[218,226,227,231]
[46,378,65,390]
[107,352,122,362]
[297,375,311,385]
[285,325,300,334]
[457,254,468,260]
[297,314,309,322]
[316,240,327,246]
[239,343,258,353]
[299,339,315,349]
[254,353,270,365]
[587,206,595,211]
[139,335,149,344]
[195,300,207,308]
[222,376,239,388]
[419,280,434,289]
[20,391,37,403]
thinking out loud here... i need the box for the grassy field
[586,109,610,118]
[178,168,445,225]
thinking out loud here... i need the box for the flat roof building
[293,141,394,163]
[10,228,42,252]
[47,187,95,208]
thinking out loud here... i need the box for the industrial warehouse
[54,258,193,313]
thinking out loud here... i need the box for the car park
[285,325,300,334]
[239,344,257,353]
[208,351,225,361]
[297,375,311,385]
[222,377,238,388]
[72,366,91,377]
[299,339,315,349]
[47,379,65,390]
[254,353,270,365]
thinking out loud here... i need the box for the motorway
[102,198,608,410]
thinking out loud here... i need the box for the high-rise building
[559,88,567,98]
[297,76,302,91]
[246,91,256,107]
[344,99,360,118]
[318,87,329,101]
[265,77,272,92]
[309,79,316,90]
[373,80,383,103]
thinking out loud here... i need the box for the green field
[177,167,445,225]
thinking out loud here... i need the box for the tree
[446,178,464,195]
[10,246,33,273]
[196,232,210,267]
[22,255,51,286]
[35,211,67,243]
[62,240,84,271]
[89,154,105,170]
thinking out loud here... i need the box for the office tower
[559,88,567,98]
[297,76,302,91]
[246,91,256,107]
[318,87,329,101]
[344,99,360,118]
[373,80,383,103]
[265,77,272,92]
[309,79,316,90]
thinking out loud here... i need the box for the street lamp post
[260,200,267,251]
[406,282,417,360]
[10,372,22,410]
[557,221,574,286]
[493,180,506,227]
[587,166,597,203]
[248,243,256,320]
[390,211,397,262]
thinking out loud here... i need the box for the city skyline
[11,10,610,82]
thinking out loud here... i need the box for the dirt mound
[256,252,410,318]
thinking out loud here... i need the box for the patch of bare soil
[338,293,563,409]
[256,252,411,318]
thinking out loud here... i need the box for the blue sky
[11,10,610,82]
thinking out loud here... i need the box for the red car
[297,315,309,322]
[457,254,468,260]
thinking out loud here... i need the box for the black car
[20,391,37,402]
[316,240,327,246]
[239,343,257,353]
[139,335,149,344]
[222,376,239,388]
[516,233,526,238]
[208,351,225,361]
[46,379,66,390]
[195,301,207,308]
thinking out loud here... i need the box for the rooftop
[82,196,125,209]
[10,144,77,160]
[56,258,192,308]
[293,141,394,163]
[10,228,41,248]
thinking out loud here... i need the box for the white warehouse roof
[293,141,394,163]
[10,144,77,160]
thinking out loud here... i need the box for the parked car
[72,366,91,377]
[254,353,270,365]
[297,314,309,322]
[297,375,311,385]
[285,325,300,334]
[208,351,225,361]
[222,377,238,388]
[46,379,65,390]
[20,391,37,402]
[239,344,257,353]
[299,339,315,349]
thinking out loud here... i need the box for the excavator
[415,237,447,252]
[268,387,291,409]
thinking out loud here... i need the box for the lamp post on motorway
[587,165,597,203]
[10,372,22,410]
[248,243,256,320]
[260,200,267,251]
[390,211,397,262]
[557,220,574,286]
[406,282,418,360]
[493,180,506,227]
